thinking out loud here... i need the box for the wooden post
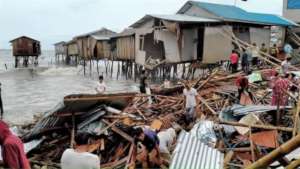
[89,59,92,76]
[246,134,300,169]
[293,100,300,137]
[249,127,255,162]
[111,60,114,78]
[96,60,99,75]
[83,59,86,75]
[70,112,76,148]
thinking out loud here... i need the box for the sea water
[0,50,138,124]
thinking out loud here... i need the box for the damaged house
[75,28,117,60]
[130,1,296,68]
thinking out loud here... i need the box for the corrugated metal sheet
[229,104,292,116]
[151,14,220,23]
[91,35,111,41]
[190,1,297,26]
[288,0,300,9]
[170,131,224,169]
[131,14,220,28]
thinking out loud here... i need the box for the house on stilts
[129,1,297,78]
[10,36,41,68]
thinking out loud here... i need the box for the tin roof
[10,36,40,43]
[111,29,136,39]
[287,0,300,9]
[170,131,224,169]
[90,35,111,41]
[131,14,220,28]
[181,1,297,26]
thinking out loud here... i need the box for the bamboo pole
[293,100,300,137]
[246,134,300,169]
[286,157,300,169]
[219,120,293,132]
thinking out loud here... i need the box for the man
[241,48,249,73]
[236,76,253,105]
[133,127,161,168]
[0,120,30,169]
[157,128,176,160]
[269,44,279,62]
[95,75,107,94]
[0,83,3,119]
[230,50,239,73]
[251,43,260,66]
[183,83,198,125]
[61,133,100,169]
[140,70,147,94]
[281,56,292,75]
[260,43,268,54]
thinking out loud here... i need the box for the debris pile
[13,69,300,169]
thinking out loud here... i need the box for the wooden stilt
[111,60,114,78]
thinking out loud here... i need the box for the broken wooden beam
[219,120,293,132]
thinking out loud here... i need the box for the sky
[0,0,283,50]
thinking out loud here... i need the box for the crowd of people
[229,42,294,74]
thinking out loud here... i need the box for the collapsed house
[130,1,296,68]
[110,29,136,61]
[75,28,117,60]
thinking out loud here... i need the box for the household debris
[9,68,300,169]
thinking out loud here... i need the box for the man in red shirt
[0,120,30,169]
[230,50,239,73]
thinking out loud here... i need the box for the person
[230,50,239,73]
[0,83,3,119]
[235,76,252,102]
[241,48,249,73]
[157,128,176,160]
[140,70,147,94]
[284,43,293,56]
[251,43,260,66]
[260,43,268,54]
[271,74,289,106]
[133,127,161,168]
[281,56,292,75]
[0,120,30,169]
[95,75,107,94]
[183,83,198,125]
[61,133,100,169]
[269,44,279,62]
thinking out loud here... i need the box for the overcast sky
[0,0,283,50]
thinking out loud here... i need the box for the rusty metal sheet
[250,130,279,148]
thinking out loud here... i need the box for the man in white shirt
[61,133,100,169]
[95,75,107,94]
[183,83,198,124]
[157,128,176,160]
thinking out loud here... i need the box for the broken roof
[130,14,220,28]
[54,41,66,46]
[75,27,117,39]
[178,1,298,26]
[170,131,224,169]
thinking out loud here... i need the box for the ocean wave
[37,66,81,76]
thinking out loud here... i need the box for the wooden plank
[219,120,293,132]
[102,119,134,142]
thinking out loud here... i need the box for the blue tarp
[288,0,300,9]
[190,1,296,26]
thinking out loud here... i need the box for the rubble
[7,67,300,169]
